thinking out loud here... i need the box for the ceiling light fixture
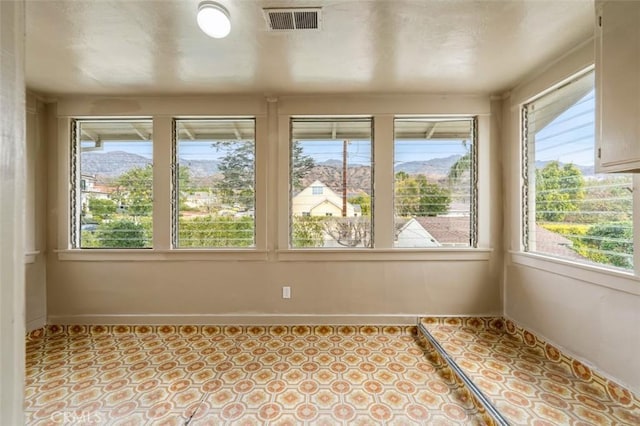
[197,1,231,39]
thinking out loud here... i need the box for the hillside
[82,151,219,178]
[81,151,151,178]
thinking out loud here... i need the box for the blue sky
[534,90,595,167]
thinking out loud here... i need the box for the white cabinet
[596,0,640,173]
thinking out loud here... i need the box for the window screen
[523,70,633,270]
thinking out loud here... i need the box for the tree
[348,193,371,216]
[323,216,372,247]
[113,165,153,217]
[291,141,315,190]
[535,161,585,222]
[395,173,451,216]
[213,140,315,207]
[448,142,472,183]
[291,216,324,247]
[96,219,147,248]
[573,221,633,269]
[178,216,254,247]
[214,141,255,207]
[88,198,117,222]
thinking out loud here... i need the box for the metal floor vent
[263,8,321,31]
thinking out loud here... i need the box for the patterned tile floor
[421,317,640,426]
[25,325,492,425]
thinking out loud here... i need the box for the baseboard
[26,316,46,333]
[46,314,420,326]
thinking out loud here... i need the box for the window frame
[70,117,154,250]
[288,116,375,250]
[392,116,479,249]
[171,117,258,250]
[59,95,492,262]
[520,68,635,273]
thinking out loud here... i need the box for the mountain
[395,154,462,177]
[81,151,151,177]
[301,155,467,195]
[81,151,220,178]
[318,159,344,168]
[179,159,220,177]
[301,165,372,195]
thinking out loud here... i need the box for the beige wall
[0,0,26,422]
[45,94,502,324]
[25,93,47,332]
[503,40,640,394]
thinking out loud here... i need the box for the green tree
[214,141,255,207]
[573,221,633,269]
[571,176,632,223]
[395,173,451,216]
[176,165,193,210]
[96,219,148,248]
[535,161,585,222]
[178,216,254,247]
[291,141,315,190]
[348,194,371,216]
[88,198,117,222]
[291,216,325,247]
[448,143,472,183]
[113,165,153,217]
[214,140,315,206]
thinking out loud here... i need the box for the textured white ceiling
[25,0,594,97]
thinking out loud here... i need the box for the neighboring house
[184,191,217,210]
[80,174,110,213]
[395,218,440,248]
[292,180,356,217]
[415,216,470,247]
[530,225,587,261]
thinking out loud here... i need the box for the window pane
[394,118,475,248]
[175,119,255,248]
[290,118,373,248]
[524,70,633,270]
[76,120,153,248]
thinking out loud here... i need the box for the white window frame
[393,116,478,249]
[275,97,492,261]
[69,117,154,250]
[171,117,258,250]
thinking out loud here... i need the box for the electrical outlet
[282,286,291,299]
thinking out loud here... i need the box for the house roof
[414,216,470,245]
[531,225,587,261]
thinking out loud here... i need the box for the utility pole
[342,140,348,217]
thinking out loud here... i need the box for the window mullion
[153,116,172,250]
[373,114,394,248]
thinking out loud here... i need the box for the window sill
[56,249,268,262]
[509,251,640,296]
[25,251,40,264]
[277,248,493,262]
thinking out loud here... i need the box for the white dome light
[197,1,231,39]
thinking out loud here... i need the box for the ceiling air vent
[263,8,322,31]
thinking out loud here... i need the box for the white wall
[503,40,640,394]
[45,94,503,324]
[0,0,26,423]
[25,93,47,332]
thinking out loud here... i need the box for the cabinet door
[596,0,640,172]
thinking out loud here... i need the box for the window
[290,118,373,248]
[173,118,256,248]
[72,119,153,249]
[523,70,633,270]
[394,118,476,248]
